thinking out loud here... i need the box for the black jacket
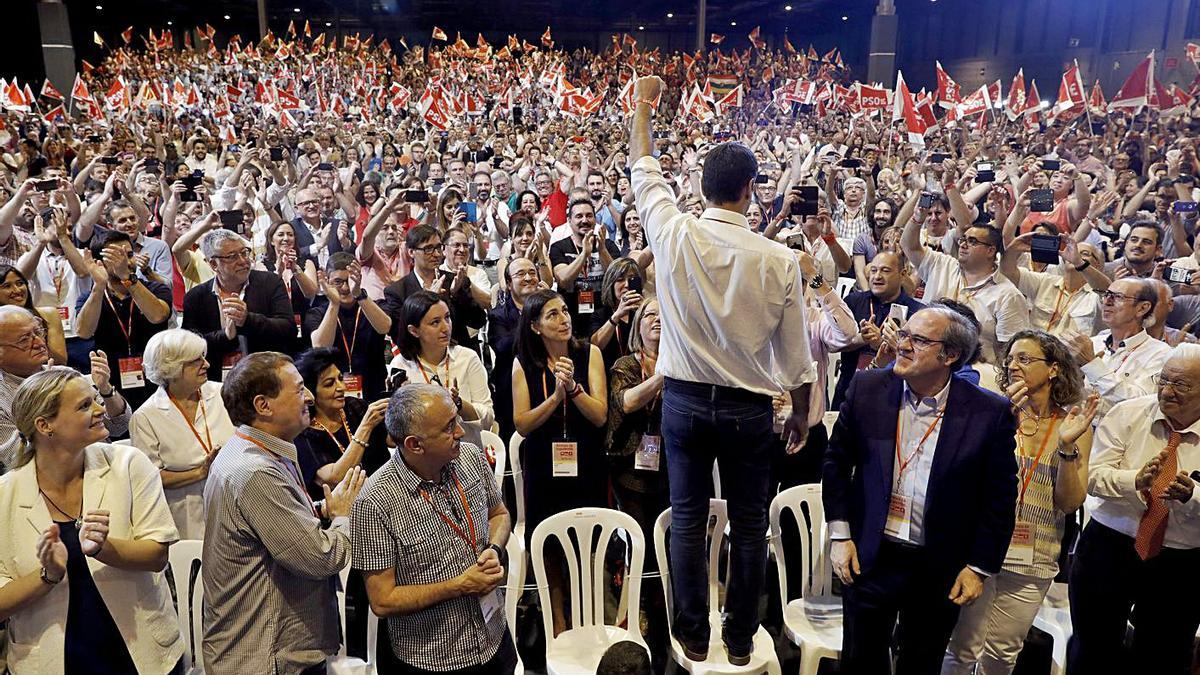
[182,270,296,380]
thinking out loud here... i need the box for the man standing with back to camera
[628,76,816,666]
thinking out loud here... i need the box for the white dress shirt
[29,253,84,338]
[631,155,816,396]
[1014,268,1101,337]
[917,251,1031,365]
[129,381,236,539]
[1082,330,1171,417]
[389,345,494,449]
[1088,394,1200,550]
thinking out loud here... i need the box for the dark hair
[89,229,133,260]
[872,197,897,229]
[927,301,982,366]
[567,198,594,219]
[1129,277,1159,322]
[325,251,355,276]
[262,220,296,269]
[517,190,541,211]
[997,330,1085,409]
[617,206,639,248]
[601,257,642,309]
[1128,220,1163,246]
[399,290,452,361]
[700,142,757,204]
[516,290,584,370]
[355,178,381,206]
[967,224,1005,255]
[293,347,341,396]
[928,193,952,211]
[222,352,294,426]
[597,641,652,675]
[0,265,36,312]
[508,212,535,240]
[405,224,441,251]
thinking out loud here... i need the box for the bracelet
[821,233,838,245]
[350,436,369,447]
[1057,442,1081,461]
[1074,260,1090,272]
[98,388,115,398]
[608,316,619,327]
[568,383,584,399]
[634,98,657,107]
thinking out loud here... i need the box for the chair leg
[1049,631,1067,675]
[766,657,783,675]
[798,646,821,675]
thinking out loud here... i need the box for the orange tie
[1134,431,1182,560]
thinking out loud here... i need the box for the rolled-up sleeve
[630,156,681,250]
[773,257,817,391]
[127,449,180,544]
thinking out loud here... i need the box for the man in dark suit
[290,187,346,258]
[823,306,1018,674]
[182,229,296,381]
[380,225,486,351]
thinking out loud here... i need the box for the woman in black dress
[258,220,318,355]
[512,290,608,635]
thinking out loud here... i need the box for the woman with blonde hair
[0,366,183,674]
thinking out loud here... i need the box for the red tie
[1134,431,1183,560]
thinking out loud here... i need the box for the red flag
[1005,68,1027,120]
[1053,61,1086,117]
[70,73,93,104]
[42,104,66,124]
[1167,85,1195,116]
[1189,43,1200,67]
[710,33,724,45]
[1110,51,1154,111]
[431,26,448,41]
[287,19,297,36]
[1149,77,1172,111]
[762,64,775,83]
[714,84,744,115]
[893,71,926,146]
[278,109,299,130]
[40,78,63,101]
[80,60,95,75]
[541,26,553,48]
[121,26,133,44]
[1089,80,1107,113]
[807,45,819,60]
[748,26,766,50]
[857,83,890,111]
[304,20,312,38]
[935,61,962,108]
[822,47,837,63]
[783,37,795,54]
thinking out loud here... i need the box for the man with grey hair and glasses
[181,229,294,381]
[823,306,1018,673]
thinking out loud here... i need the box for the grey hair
[919,306,980,369]
[385,383,453,446]
[0,304,37,327]
[199,228,251,260]
[143,329,207,386]
[1168,342,1200,364]
[842,176,867,192]
[10,366,87,468]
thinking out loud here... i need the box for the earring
[48,430,54,438]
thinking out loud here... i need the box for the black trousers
[377,633,516,675]
[1067,520,1200,675]
[841,540,962,675]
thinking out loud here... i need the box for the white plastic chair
[479,429,506,491]
[769,485,842,675]
[328,565,380,674]
[654,500,783,675]
[506,533,528,675]
[168,539,205,675]
[507,431,526,541]
[530,507,649,675]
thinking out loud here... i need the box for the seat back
[769,484,833,605]
[653,498,730,624]
[335,566,380,666]
[506,534,527,674]
[530,508,645,639]
[507,432,526,535]
[480,429,507,491]
[168,540,204,671]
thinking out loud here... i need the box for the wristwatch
[354,290,369,303]
[40,566,63,585]
[808,274,825,289]
[486,542,508,567]
[1074,260,1090,272]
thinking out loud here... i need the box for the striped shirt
[201,425,351,675]
[1005,428,1066,579]
[351,443,506,671]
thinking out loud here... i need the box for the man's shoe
[674,633,708,661]
[724,643,752,667]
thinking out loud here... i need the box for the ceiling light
[223,14,231,19]
[325,21,332,26]
[730,21,737,26]
[785,4,792,10]
[842,15,848,20]
[294,7,301,12]
[638,25,645,30]
[95,4,103,9]
[167,20,173,25]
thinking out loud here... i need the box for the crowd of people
[0,21,1197,675]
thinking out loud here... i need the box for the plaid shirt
[351,443,505,670]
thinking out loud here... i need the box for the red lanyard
[1016,415,1059,516]
[639,352,659,415]
[1113,339,1144,369]
[419,471,479,555]
[336,307,362,366]
[235,430,317,517]
[168,393,215,456]
[103,290,136,354]
[894,406,945,487]
[1045,285,1082,332]
[51,258,68,302]
[312,414,353,455]
[418,352,451,386]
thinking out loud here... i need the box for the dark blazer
[181,270,296,381]
[380,272,487,348]
[822,368,1018,577]
[290,216,347,256]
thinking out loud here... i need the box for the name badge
[479,588,503,622]
[577,288,595,314]
[635,434,661,472]
[222,351,244,380]
[552,440,579,477]
[884,491,912,540]
[57,306,73,333]
[344,373,364,399]
[118,357,145,389]
[294,313,303,338]
[1004,520,1036,566]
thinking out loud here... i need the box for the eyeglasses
[896,329,945,351]
[1153,374,1195,395]
[446,242,471,250]
[961,236,995,249]
[411,242,443,253]
[510,269,539,279]
[211,248,253,262]
[1004,354,1050,367]
[0,328,47,352]
[1099,290,1139,304]
[296,199,320,207]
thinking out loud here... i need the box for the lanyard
[235,430,317,517]
[336,307,362,367]
[541,369,569,438]
[417,351,451,387]
[50,257,69,302]
[1045,285,1083,332]
[1016,415,1059,517]
[894,406,946,488]
[419,471,479,556]
[1111,339,1144,369]
[167,392,215,456]
[312,413,353,455]
[103,290,136,355]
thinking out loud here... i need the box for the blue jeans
[662,378,774,652]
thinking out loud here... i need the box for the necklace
[39,487,82,528]
[1017,408,1049,438]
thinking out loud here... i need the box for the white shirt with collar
[1088,394,1200,549]
[631,156,816,396]
[890,379,952,546]
[129,381,236,539]
[917,250,1031,365]
[388,345,494,450]
[1014,268,1101,337]
[1083,330,1171,417]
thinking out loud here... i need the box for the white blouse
[390,345,494,448]
[129,381,236,539]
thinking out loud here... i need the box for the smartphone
[1040,158,1062,171]
[39,207,56,223]
[217,210,245,234]
[270,147,285,161]
[627,276,644,293]
[918,192,936,209]
[975,163,995,183]
[653,130,669,140]
[405,189,429,203]
[1030,233,1061,264]
[1029,188,1054,212]
[317,162,334,171]
[468,183,479,201]
[840,158,863,169]
[228,144,240,153]
[785,232,806,250]
[100,156,120,166]
[792,185,819,217]
[754,174,771,184]
[144,158,160,170]
[1173,201,1198,213]
[458,202,478,223]
[1167,266,1193,283]
[929,152,950,164]
[180,175,203,202]
[35,179,58,192]
[887,303,909,325]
